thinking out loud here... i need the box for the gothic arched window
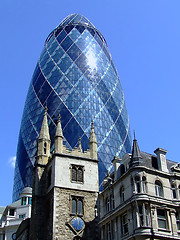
[71,165,84,183]
[71,197,84,216]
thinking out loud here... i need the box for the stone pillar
[170,210,178,236]
[150,206,158,231]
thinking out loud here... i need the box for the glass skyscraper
[13,14,132,201]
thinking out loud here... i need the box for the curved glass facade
[13,14,132,201]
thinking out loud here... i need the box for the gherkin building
[13,14,132,201]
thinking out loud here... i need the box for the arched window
[71,165,84,183]
[44,142,47,154]
[142,176,147,193]
[155,180,163,197]
[120,164,125,176]
[171,184,177,199]
[135,176,141,193]
[120,186,125,203]
[72,197,84,216]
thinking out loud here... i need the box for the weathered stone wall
[53,187,99,240]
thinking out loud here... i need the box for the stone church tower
[30,109,99,240]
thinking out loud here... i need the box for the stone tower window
[71,165,84,183]
[155,180,163,197]
[71,196,84,216]
[44,142,47,154]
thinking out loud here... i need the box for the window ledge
[71,181,84,184]
[158,228,171,233]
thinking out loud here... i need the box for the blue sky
[0,0,180,206]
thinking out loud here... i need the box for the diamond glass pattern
[13,14,132,201]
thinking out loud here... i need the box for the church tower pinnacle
[89,120,97,160]
[54,114,63,153]
[37,106,51,165]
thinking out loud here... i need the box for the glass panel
[77,168,83,182]
[72,199,76,214]
[28,197,32,205]
[21,197,27,205]
[78,199,83,215]
[157,209,167,229]
[9,209,15,216]
[72,167,77,181]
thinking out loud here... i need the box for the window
[28,197,32,205]
[71,165,84,183]
[171,184,177,199]
[142,176,147,193]
[71,197,83,216]
[120,186,125,203]
[120,164,125,176]
[157,209,168,229]
[21,197,27,205]
[105,197,110,213]
[44,142,47,154]
[152,156,158,169]
[9,208,15,216]
[110,194,115,210]
[121,213,128,235]
[155,181,163,197]
[176,212,180,231]
[19,214,26,219]
[138,204,149,227]
[135,176,141,193]
[107,222,111,240]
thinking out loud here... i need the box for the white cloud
[8,156,16,168]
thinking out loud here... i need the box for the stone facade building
[99,137,180,239]
[15,108,99,240]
